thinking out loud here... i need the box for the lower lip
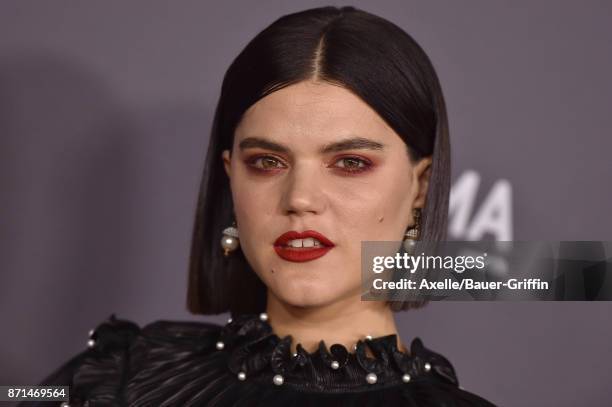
[274,246,333,262]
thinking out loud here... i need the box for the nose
[280,164,326,217]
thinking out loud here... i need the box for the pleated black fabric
[23,314,497,406]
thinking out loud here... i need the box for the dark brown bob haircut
[188,6,450,315]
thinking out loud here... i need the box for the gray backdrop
[1,1,611,406]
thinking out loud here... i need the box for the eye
[247,155,286,170]
[333,156,372,173]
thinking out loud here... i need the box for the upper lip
[274,230,335,247]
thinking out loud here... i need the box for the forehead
[234,80,398,145]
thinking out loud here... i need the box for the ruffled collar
[216,313,459,393]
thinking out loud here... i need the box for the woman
[26,6,496,406]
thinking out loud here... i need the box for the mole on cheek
[270,269,275,274]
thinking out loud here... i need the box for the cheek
[328,175,413,242]
[230,169,276,223]
[229,176,268,253]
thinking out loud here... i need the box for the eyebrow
[238,136,385,154]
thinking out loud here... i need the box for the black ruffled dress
[24,313,496,406]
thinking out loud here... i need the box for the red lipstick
[274,230,335,262]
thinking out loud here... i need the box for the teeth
[286,238,322,248]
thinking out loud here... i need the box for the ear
[222,150,232,178]
[412,156,432,209]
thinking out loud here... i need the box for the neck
[265,291,408,355]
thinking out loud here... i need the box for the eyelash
[245,154,374,175]
[332,155,373,174]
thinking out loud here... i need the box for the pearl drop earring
[403,208,421,254]
[221,221,239,256]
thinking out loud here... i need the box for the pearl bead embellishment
[223,315,432,387]
[403,238,417,252]
[221,236,238,252]
[87,339,95,348]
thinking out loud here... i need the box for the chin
[272,281,346,308]
[278,294,340,309]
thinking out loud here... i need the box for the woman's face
[223,80,431,309]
